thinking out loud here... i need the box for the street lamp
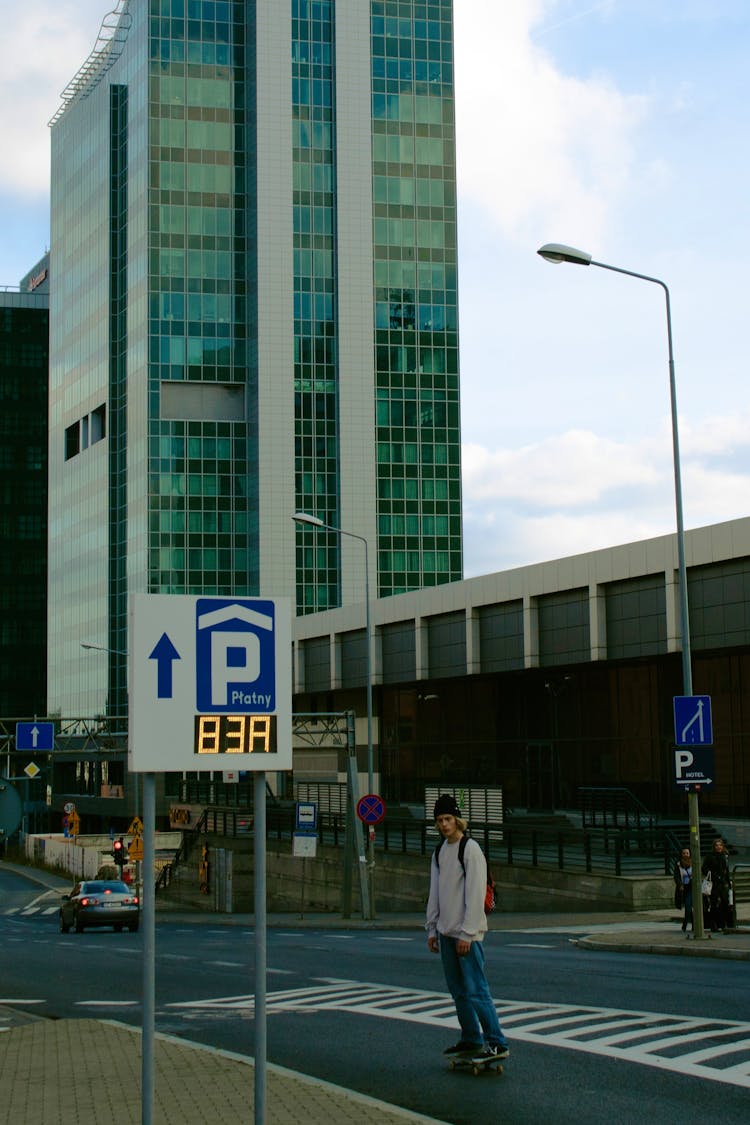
[538,242,704,937]
[292,512,374,797]
[293,512,375,918]
[81,641,128,656]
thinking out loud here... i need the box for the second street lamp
[537,242,706,938]
[293,511,375,917]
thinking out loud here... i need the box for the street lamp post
[293,512,375,917]
[538,243,705,938]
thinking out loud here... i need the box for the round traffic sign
[356,794,386,825]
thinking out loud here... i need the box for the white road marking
[165,979,750,1089]
[507,943,555,949]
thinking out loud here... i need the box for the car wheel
[59,913,70,934]
[128,922,139,933]
[114,924,123,933]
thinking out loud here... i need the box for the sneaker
[443,1040,482,1056]
[473,1043,510,1061]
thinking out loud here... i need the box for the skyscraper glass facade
[0,288,49,717]
[48,0,461,717]
[370,0,461,597]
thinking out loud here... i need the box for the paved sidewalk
[0,1011,449,1125]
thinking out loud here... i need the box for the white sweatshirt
[425,835,488,944]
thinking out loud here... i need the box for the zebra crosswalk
[3,906,59,916]
[166,978,750,1089]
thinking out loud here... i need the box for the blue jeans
[439,934,508,1048]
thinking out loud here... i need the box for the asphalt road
[2,869,750,1125]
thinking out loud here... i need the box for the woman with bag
[673,847,693,932]
[701,837,733,932]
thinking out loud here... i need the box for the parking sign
[129,594,291,773]
[196,598,276,712]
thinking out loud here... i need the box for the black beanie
[434,793,461,819]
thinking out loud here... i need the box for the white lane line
[507,943,555,949]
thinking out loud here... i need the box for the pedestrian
[673,847,693,932]
[701,837,733,932]
[425,793,510,1062]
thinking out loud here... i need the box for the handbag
[701,871,712,896]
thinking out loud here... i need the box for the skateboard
[448,1050,505,1077]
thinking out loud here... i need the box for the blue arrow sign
[15,722,55,752]
[149,633,181,699]
[673,695,713,746]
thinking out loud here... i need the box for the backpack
[434,834,496,914]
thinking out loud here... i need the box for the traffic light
[112,837,127,867]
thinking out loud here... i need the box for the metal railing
[165,805,678,879]
[579,787,656,830]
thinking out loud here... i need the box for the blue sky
[2,1,748,577]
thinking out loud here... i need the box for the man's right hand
[427,935,439,953]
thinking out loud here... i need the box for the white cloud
[462,429,659,507]
[0,3,107,195]
[461,408,750,575]
[454,0,648,248]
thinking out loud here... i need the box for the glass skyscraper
[0,260,49,717]
[48,0,462,718]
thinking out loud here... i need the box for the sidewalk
[2,859,749,1123]
[0,1010,449,1125]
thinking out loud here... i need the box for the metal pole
[142,772,156,1125]
[590,259,704,939]
[295,515,376,920]
[362,534,376,918]
[254,771,267,1124]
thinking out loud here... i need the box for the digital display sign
[194,714,277,756]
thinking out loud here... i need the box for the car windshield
[80,882,129,894]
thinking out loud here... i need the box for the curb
[575,934,750,961]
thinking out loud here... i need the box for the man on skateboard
[426,793,510,1063]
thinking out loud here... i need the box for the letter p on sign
[675,749,694,779]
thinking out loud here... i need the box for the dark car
[59,880,140,934]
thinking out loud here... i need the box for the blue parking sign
[195,598,276,713]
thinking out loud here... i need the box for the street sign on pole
[356,793,386,826]
[673,746,715,790]
[296,801,317,832]
[15,722,54,752]
[673,695,713,746]
[129,594,292,1125]
[129,594,292,772]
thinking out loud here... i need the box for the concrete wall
[155,836,675,916]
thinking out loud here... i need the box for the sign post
[673,695,713,941]
[129,594,291,1125]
